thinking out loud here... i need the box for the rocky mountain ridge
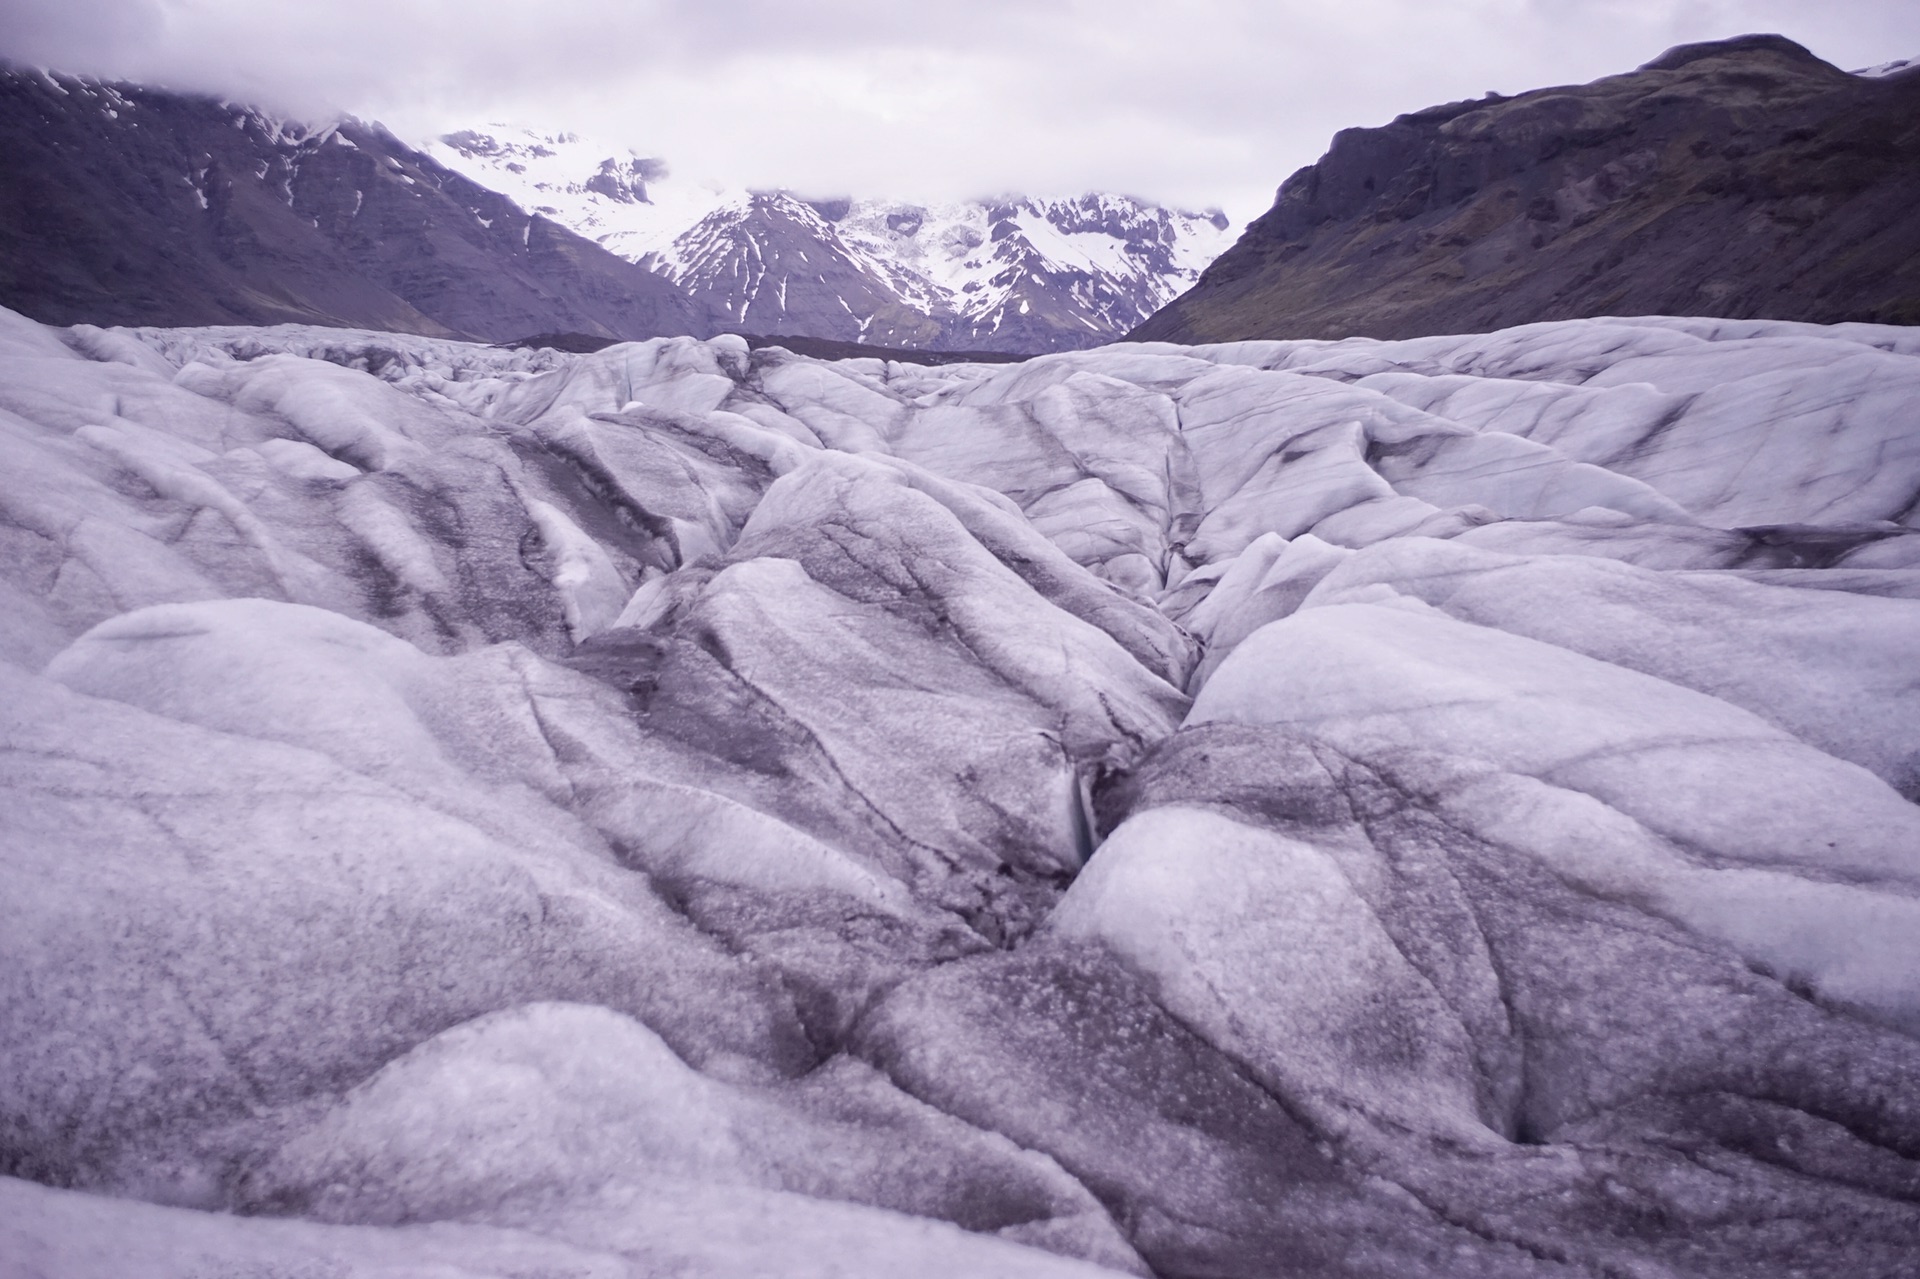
[427,125,1232,353]
[0,67,710,342]
[1133,34,1920,343]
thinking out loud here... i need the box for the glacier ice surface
[4,308,1920,1278]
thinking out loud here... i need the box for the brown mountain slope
[1131,35,1920,343]
[0,67,714,342]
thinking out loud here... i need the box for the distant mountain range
[426,127,1230,353]
[0,66,1230,353]
[1132,35,1920,344]
[8,34,1916,355]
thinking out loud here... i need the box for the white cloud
[3,0,1916,226]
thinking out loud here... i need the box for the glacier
[3,305,1919,1279]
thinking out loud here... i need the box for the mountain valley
[3,28,1919,1279]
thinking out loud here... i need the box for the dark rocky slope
[0,67,713,341]
[1132,35,1920,343]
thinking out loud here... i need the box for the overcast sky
[3,0,1916,224]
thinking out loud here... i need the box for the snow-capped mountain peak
[422,125,1233,352]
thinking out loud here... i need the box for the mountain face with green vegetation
[1131,35,1920,343]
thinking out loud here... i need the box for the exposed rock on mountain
[5,301,1920,1277]
[428,127,1232,352]
[0,68,712,342]
[1133,35,1920,343]
[657,190,952,349]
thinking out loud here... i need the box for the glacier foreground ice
[2,307,1919,1278]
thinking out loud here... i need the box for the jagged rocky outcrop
[1133,35,1920,343]
[429,127,1233,353]
[4,303,1920,1277]
[0,68,713,342]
